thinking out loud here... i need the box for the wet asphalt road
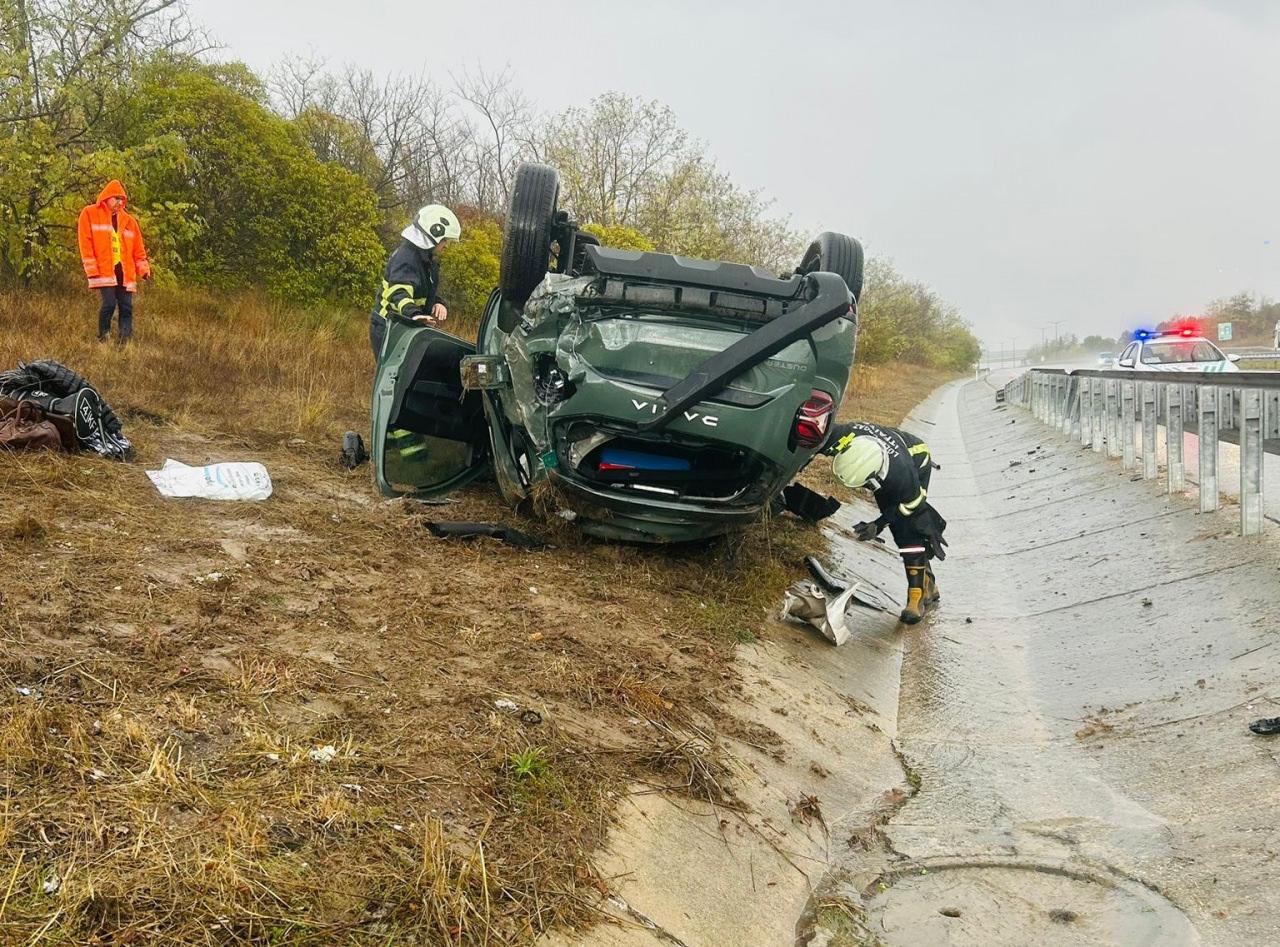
[863,377,1280,946]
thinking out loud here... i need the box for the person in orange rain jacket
[77,180,151,343]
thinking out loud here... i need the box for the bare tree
[267,52,333,119]
[452,66,532,211]
[539,94,690,228]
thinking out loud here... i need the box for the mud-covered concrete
[557,373,1279,947]
[834,376,1280,946]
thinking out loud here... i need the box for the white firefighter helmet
[402,204,461,250]
[831,436,889,490]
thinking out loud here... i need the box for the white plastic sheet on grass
[146,458,273,501]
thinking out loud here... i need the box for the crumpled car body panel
[373,267,857,543]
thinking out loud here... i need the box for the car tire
[799,232,864,303]
[500,163,560,318]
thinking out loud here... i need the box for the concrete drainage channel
[553,374,1279,947]
[836,857,1196,946]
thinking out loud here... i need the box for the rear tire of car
[799,232,864,303]
[499,163,560,325]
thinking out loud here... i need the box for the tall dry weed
[0,288,372,440]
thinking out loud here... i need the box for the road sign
[1218,322,1233,342]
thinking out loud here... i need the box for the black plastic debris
[339,431,368,470]
[425,520,548,550]
[805,555,847,594]
[1249,717,1280,736]
[802,556,896,613]
[783,483,841,522]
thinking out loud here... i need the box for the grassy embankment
[0,288,960,945]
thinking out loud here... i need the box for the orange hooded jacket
[77,180,150,292]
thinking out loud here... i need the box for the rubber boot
[924,564,940,604]
[900,564,929,625]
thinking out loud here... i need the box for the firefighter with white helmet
[368,204,462,359]
[825,421,948,624]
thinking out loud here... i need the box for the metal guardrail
[1002,368,1275,536]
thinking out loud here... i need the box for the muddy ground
[0,291,958,944]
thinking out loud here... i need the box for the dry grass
[0,288,952,944]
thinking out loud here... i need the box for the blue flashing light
[1134,329,1153,341]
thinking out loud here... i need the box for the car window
[1120,343,1137,362]
[1141,340,1222,364]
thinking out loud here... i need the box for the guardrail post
[1141,382,1157,479]
[1198,385,1219,513]
[1242,388,1264,536]
[1066,377,1079,437]
[1266,390,1280,438]
[1121,381,1136,470]
[1092,378,1105,452]
[1106,379,1120,458]
[1081,378,1093,446]
[1167,383,1185,493]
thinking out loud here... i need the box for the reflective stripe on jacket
[77,180,149,292]
[371,239,441,323]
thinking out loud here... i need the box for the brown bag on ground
[0,397,73,452]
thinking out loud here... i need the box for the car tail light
[792,390,834,449]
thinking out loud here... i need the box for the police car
[1111,328,1240,373]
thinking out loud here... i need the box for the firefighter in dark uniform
[824,421,947,624]
[369,204,461,360]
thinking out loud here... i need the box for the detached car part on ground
[371,162,863,543]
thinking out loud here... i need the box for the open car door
[371,315,489,497]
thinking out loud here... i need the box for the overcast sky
[190,0,1280,348]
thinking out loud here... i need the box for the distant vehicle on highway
[1097,352,1115,367]
[1111,329,1240,373]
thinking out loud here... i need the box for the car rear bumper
[546,467,765,543]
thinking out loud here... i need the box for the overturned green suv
[371,163,862,543]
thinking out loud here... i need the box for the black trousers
[369,312,386,360]
[98,285,133,341]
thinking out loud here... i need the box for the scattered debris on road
[781,581,857,645]
[1248,716,1280,736]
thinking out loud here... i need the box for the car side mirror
[1227,354,1241,363]
[1118,357,1135,368]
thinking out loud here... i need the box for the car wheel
[798,232,864,303]
[499,163,560,324]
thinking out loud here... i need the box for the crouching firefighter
[369,205,462,360]
[825,422,948,625]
